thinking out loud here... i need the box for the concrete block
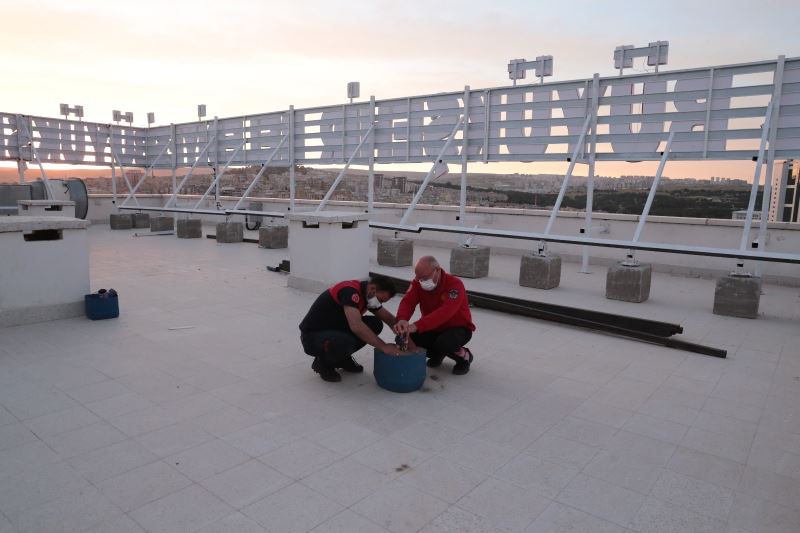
[713,274,762,318]
[377,238,413,267]
[449,246,490,279]
[177,219,202,239]
[216,222,244,243]
[109,213,133,230]
[519,253,561,290]
[150,216,174,232]
[606,262,652,303]
[132,213,151,229]
[258,225,288,248]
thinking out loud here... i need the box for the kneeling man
[393,256,476,375]
[300,275,401,382]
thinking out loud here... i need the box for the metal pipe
[459,86,470,226]
[368,96,376,213]
[633,131,676,243]
[164,136,215,207]
[581,74,600,273]
[109,146,140,207]
[121,138,172,207]
[739,100,774,251]
[543,114,592,235]
[369,221,800,264]
[316,123,376,212]
[193,139,246,209]
[399,115,464,226]
[232,135,288,211]
[755,55,786,276]
[289,106,295,211]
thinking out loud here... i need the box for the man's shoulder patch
[351,293,360,303]
[448,289,459,299]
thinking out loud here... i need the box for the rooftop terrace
[1,224,799,532]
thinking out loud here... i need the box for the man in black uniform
[300,275,402,382]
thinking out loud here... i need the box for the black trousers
[410,327,472,361]
[300,315,383,368]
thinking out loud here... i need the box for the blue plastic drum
[373,347,427,393]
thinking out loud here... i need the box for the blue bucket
[84,293,119,320]
[373,347,427,393]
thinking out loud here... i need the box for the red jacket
[396,270,475,334]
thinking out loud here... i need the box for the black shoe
[312,358,341,382]
[339,355,364,373]
[452,348,474,375]
[427,354,446,368]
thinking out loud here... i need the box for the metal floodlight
[347,82,360,103]
[147,112,155,126]
[112,110,133,125]
[647,41,669,67]
[614,41,669,75]
[60,103,84,121]
[197,104,207,120]
[507,55,554,86]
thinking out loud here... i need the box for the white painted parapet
[286,211,370,293]
[0,216,90,327]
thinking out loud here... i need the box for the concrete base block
[109,213,133,230]
[216,222,244,243]
[449,246,490,279]
[177,219,202,239]
[606,262,652,303]
[713,274,762,318]
[132,213,151,228]
[259,225,288,248]
[150,216,174,232]
[377,238,413,267]
[519,253,561,289]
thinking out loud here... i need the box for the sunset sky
[2,0,797,179]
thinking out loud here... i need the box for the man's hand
[393,320,410,335]
[381,343,403,356]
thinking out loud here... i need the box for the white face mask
[367,296,382,309]
[419,278,437,291]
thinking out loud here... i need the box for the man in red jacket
[393,256,476,375]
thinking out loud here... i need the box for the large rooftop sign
[1,56,799,168]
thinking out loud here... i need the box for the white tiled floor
[0,224,799,532]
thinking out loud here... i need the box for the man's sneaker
[340,355,364,373]
[312,357,341,382]
[427,354,446,368]
[452,348,474,375]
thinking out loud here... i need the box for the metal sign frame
[2,54,799,265]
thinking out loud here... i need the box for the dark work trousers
[300,316,383,368]
[410,327,472,361]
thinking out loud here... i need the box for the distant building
[769,160,800,222]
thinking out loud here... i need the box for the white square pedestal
[287,211,370,293]
[0,216,90,327]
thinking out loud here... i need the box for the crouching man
[300,275,402,382]
[393,256,476,375]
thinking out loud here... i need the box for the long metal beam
[370,221,800,264]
